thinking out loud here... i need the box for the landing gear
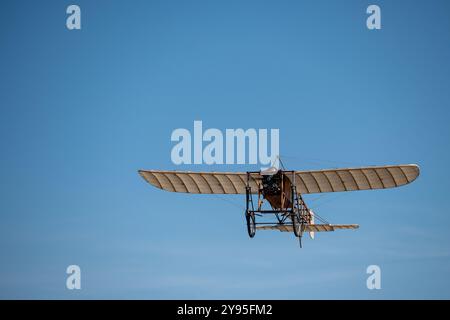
[291,211,302,237]
[245,178,256,238]
[291,184,304,239]
[243,171,312,247]
[290,181,315,248]
[245,210,256,238]
[291,209,305,248]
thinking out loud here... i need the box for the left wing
[292,164,419,194]
[138,170,259,194]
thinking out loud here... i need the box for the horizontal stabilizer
[256,224,359,233]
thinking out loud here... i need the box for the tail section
[309,209,315,240]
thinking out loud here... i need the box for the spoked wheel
[291,211,302,238]
[245,210,256,238]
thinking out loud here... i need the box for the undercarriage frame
[244,171,312,246]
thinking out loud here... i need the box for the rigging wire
[310,193,347,210]
[276,154,353,225]
[311,212,330,224]
[306,193,328,203]
[212,194,245,211]
[278,155,287,170]
[279,154,367,168]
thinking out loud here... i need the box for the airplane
[138,164,420,247]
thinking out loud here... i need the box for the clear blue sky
[1,0,449,299]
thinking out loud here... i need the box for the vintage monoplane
[138,164,419,247]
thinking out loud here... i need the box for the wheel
[291,212,302,237]
[245,210,256,238]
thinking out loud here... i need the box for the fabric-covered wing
[138,170,260,194]
[292,164,419,194]
[256,224,359,232]
[139,164,419,195]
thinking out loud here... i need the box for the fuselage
[261,170,293,210]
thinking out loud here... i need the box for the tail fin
[309,209,315,240]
